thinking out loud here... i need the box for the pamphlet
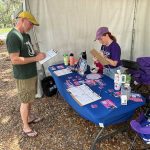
[39,49,57,64]
[100,99,117,109]
[129,93,143,102]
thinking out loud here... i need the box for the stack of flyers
[107,89,120,98]
[95,79,104,86]
[56,65,64,69]
[49,66,56,71]
[85,79,96,86]
[129,93,143,102]
[100,99,117,109]
[113,91,121,98]
[64,80,74,89]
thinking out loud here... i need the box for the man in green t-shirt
[6,11,46,137]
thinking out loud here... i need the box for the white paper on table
[79,84,100,100]
[75,94,93,105]
[67,86,84,96]
[54,69,72,76]
[91,93,101,101]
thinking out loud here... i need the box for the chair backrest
[121,59,139,70]
[121,57,150,85]
[132,57,150,84]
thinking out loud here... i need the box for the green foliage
[0,27,11,33]
[0,0,22,27]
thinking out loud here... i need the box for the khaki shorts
[16,76,37,103]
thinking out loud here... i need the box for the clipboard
[90,49,109,65]
[67,84,101,106]
[39,49,57,64]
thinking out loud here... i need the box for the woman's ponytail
[103,32,117,42]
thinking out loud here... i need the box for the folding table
[48,64,145,149]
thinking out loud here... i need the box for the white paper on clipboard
[39,49,57,64]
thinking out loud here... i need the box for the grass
[0,28,12,34]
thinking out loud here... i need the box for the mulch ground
[0,45,148,150]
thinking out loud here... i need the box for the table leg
[90,125,128,150]
[129,134,137,150]
[90,128,104,150]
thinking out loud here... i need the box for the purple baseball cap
[94,27,109,41]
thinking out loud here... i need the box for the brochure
[100,99,117,109]
[54,68,72,76]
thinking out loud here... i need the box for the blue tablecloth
[48,64,145,127]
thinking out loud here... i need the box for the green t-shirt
[6,28,37,79]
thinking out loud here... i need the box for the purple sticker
[72,79,77,81]
[68,76,72,79]
[85,79,96,86]
[91,104,98,108]
[57,65,64,69]
[113,91,121,97]
[75,76,82,80]
[100,99,117,109]
[108,89,114,93]
[50,66,56,70]
[73,81,80,86]
[99,86,104,89]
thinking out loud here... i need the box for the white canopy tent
[24,0,150,74]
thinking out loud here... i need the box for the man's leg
[17,76,38,136]
[20,102,30,131]
[20,102,37,136]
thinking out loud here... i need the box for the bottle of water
[63,54,69,65]
[82,51,87,60]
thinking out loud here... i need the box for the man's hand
[10,52,46,65]
[35,52,46,61]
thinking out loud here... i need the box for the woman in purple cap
[95,27,121,79]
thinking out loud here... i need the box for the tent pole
[130,0,138,61]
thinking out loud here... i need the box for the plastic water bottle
[63,54,69,65]
[114,70,121,90]
[82,51,87,60]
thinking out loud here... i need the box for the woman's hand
[92,56,98,62]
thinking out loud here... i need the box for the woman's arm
[105,57,118,67]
